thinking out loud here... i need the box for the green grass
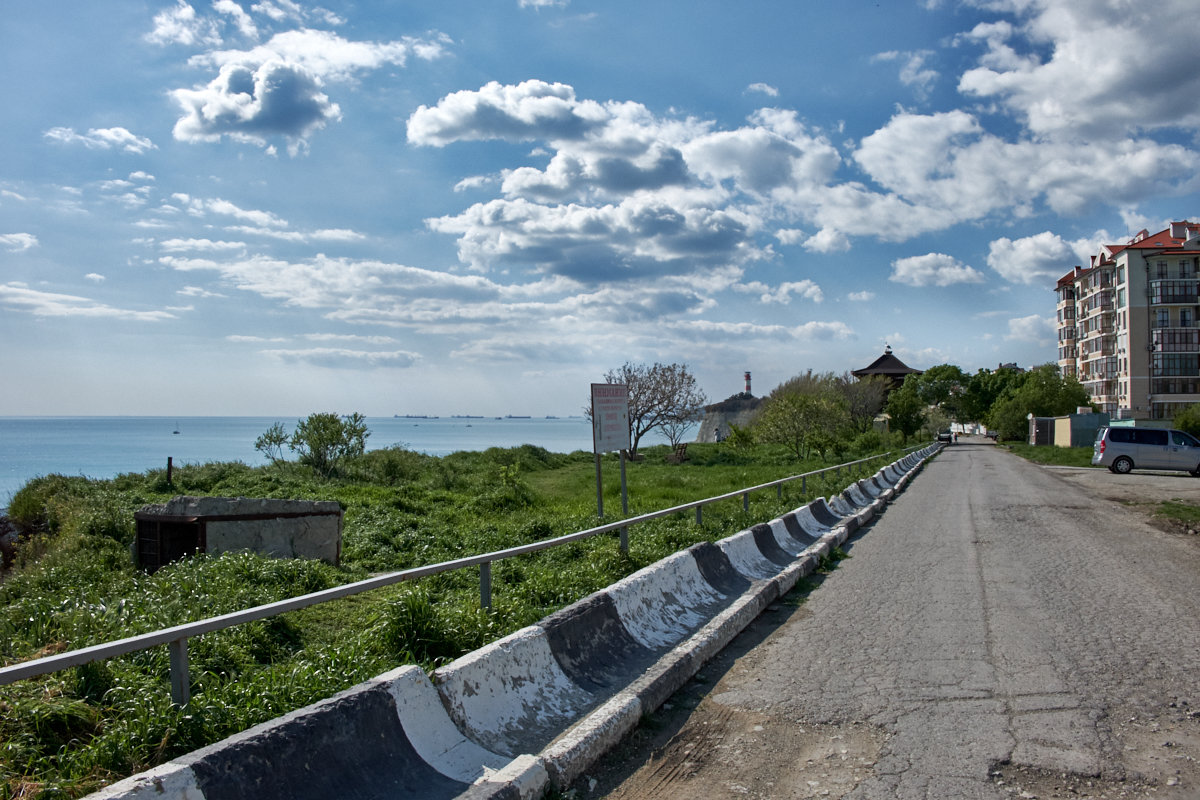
[1153,500,1200,528]
[1001,442,1098,468]
[0,438,903,798]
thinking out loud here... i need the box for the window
[1174,431,1200,447]
[1158,260,1169,279]
[1117,266,1125,284]
[1183,308,1193,328]
[1157,308,1170,328]
[1117,287,1126,307]
[1182,260,1193,278]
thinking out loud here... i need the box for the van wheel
[1112,456,1134,474]
[1192,465,1200,477]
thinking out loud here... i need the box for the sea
[0,416,683,511]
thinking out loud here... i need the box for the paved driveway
[578,441,1200,799]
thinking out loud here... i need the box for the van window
[1109,428,1135,443]
[1172,431,1199,447]
[1135,429,1168,446]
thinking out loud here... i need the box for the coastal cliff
[694,392,763,443]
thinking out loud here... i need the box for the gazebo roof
[851,346,922,379]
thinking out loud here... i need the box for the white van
[1092,426,1200,475]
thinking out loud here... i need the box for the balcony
[1149,279,1200,304]
[1152,327,1200,353]
[1152,378,1200,395]
[1083,380,1118,398]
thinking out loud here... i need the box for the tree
[958,366,1025,424]
[885,375,926,443]
[986,364,1092,441]
[756,373,849,461]
[591,362,706,456]
[257,412,370,477]
[836,373,890,433]
[254,422,289,465]
[1174,403,1200,437]
[914,364,968,419]
[756,391,847,461]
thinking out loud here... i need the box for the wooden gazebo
[851,345,922,391]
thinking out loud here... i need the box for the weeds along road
[574,437,1200,799]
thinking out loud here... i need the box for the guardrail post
[776,484,782,500]
[169,638,190,707]
[480,562,492,611]
[742,492,749,512]
[695,505,703,525]
[802,474,807,495]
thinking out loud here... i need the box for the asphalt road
[575,439,1200,799]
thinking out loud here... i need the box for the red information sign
[591,383,631,454]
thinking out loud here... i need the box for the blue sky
[3,0,1199,416]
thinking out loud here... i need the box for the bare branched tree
[588,362,707,456]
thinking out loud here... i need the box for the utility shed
[134,496,342,573]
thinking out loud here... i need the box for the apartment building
[1055,221,1200,420]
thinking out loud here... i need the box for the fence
[0,448,908,706]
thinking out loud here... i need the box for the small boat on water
[173,422,181,435]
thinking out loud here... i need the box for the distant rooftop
[851,346,922,381]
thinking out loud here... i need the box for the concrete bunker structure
[134,496,342,572]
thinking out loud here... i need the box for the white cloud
[848,290,875,302]
[213,0,259,40]
[408,80,608,147]
[227,334,287,342]
[987,231,1080,285]
[1005,314,1056,344]
[44,127,157,154]
[262,347,420,368]
[873,50,938,98]
[889,253,984,287]
[0,283,175,321]
[747,82,779,97]
[145,0,222,46]
[84,273,105,283]
[159,238,248,252]
[735,279,823,304]
[958,0,1200,138]
[179,285,228,298]
[304,333,398,344]
[519,0,569,7]
[803,227,850,253]
[173,29,450,150]
[0,233,38,252]
[793,321,853,340]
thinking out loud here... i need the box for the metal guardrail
[0,448,914,705]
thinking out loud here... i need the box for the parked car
[937,430,953,443]
[1091,426,1200,475]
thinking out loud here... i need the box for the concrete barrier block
[780,512,818,546]
[807,498,843,528]
[542,593,655,694]
[83,763,203,800]
[688,541,750,596]
[384,666,511,783]
[184,676,468,800]
[766,517,810,556]
[717,528,781,580]
[471,755,548,800]
[434,627,593,758]
[540,693,642,788]
[793,505,831,537]
[604,551,726,650]
[750,523,794,566]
